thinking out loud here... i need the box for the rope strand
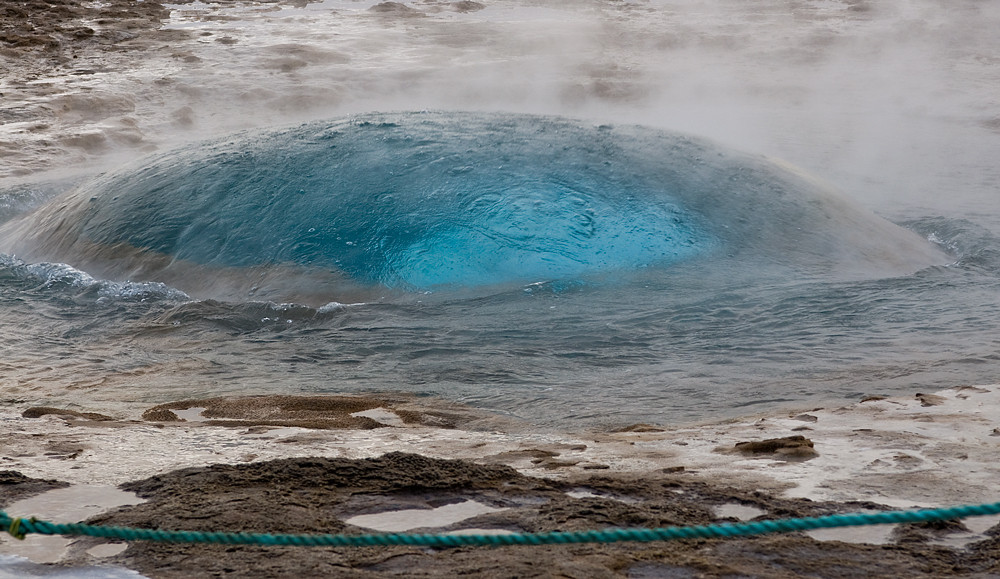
[2,500,999,547]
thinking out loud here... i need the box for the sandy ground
[0,386,999,576]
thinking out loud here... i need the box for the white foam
[5,257,189,302]
[317,301,366,313]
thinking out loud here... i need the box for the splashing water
[0,112,943,304]
[4,111,989,430]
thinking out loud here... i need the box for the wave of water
[0,255,189,304]
[0,112,944,307]
[1,112,996,427]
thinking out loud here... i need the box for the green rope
[2,501,999,547]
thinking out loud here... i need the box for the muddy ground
[4,392,1000,577]
[0,0,171,89]
[0,0,330,178]
[1,452,997,578]
[0,0,167,177]
[0,0,167,52]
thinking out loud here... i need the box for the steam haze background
[3,0,999,221]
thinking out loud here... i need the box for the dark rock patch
[732,435,818,458]
[73,453,1000,577]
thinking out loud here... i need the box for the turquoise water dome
[0,112,945,303]
[381,178,704,289]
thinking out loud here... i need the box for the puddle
[172,407,207,422]
[810,512,1000,548]
[0,485,144,564]
[344,500,505,533]
[961,513,1000,535]
[930,531,986,549]
[86,543,129,558]
[712,503,766,521]
[0,554,145,578]
[805,524,897,545]
[929,513,1000,549]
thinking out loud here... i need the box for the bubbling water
[383,179,703,289]
[0,112,945,305]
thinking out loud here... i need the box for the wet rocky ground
[0,0,168,52]
[3,453,998,578]
[0,0,330,178]
[1,0,166,177]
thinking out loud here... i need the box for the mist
[2,0,998,224]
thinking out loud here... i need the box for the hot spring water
[0,112,943,300]
[1,112,998,427]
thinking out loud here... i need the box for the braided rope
[2,501,999,547]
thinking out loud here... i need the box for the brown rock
[613,423,666,433]
[22,407,113,421]
[734,435,817,458]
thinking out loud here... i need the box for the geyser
[0,112,946,304]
